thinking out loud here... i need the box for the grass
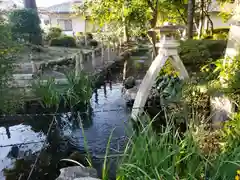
[115,114,240,180]
[31,70,92,109]
[68,101,240,179]
[17,45,93,63]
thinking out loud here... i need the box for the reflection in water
[109,81,112,90]
[0,50,151,179]
[94,89,98,104]
[103,83,107,98]
[8,146,19,159]
[5,126,11,139]
[0,82,130,180]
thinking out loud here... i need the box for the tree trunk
[197,0,204,39]
[187,0,195,39]
[149,9,158,57]
[204,11,214,35]
[123,21,130,43]
[24,0,37,9]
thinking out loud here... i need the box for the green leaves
[77,0,152,38]
[0,22,22,113]
[8,8,42,44]
[32,70,93,110]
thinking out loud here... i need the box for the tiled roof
[46,1,82,14]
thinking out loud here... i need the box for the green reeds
[116,114,240,180]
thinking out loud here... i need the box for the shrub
[86,33,93,40]
[0,23,24,113]
[179,40,227,70]
[75,32,85,45]
[89,39,98,48]
[49,36,77,47]
[117,119,240,180]
[46,27,62,41]
[8,8,42,45]
[76,32,83,38]
[203,28,229,40]
[212,28,230,34]
[213,32,228,40]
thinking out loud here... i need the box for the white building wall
[72,16,86,33]
[48,14,86,36]
[204,12,231,30]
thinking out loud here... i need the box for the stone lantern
[131,23,189,121]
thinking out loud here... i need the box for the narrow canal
[0,49,151,180]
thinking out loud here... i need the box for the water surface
[0,82,130,180]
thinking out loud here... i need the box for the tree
[187,0,195,39]
[9,9,42,44]
[146,0,187,55]
[23,0,42,44]
[24,0,37,9]
[76,0,151,42]
[76,0,188,56]
[0,17,24,113]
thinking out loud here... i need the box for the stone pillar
[107,44,111,62]
[131,24,189,121]
[113,42,116,53]
[119,38,122,55]
[101,41,105,66]
[31,61,37,74]
[84,35,87,46]
[210,4,240,128]
[92,48,96,69]
[75,52,81,77]
[80,51,84,70]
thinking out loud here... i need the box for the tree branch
[146,0,155,10]
[176,8,187,24]
[203,10,214,34]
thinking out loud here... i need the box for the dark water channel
[0,49,151,180]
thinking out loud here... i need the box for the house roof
[45,1,82,14]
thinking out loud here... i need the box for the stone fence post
[75,51,84,76]
[101,42,105,66]
[80,51,84,70]
[31,61,37,74]
[107,43,110,62]
[92,47,96,69]
[75,52,81,77]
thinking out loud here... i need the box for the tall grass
[116,115,240,180]
[32,70,92,109]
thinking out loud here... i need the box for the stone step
[13,74,33,80]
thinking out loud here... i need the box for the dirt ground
[17,46,83,63]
